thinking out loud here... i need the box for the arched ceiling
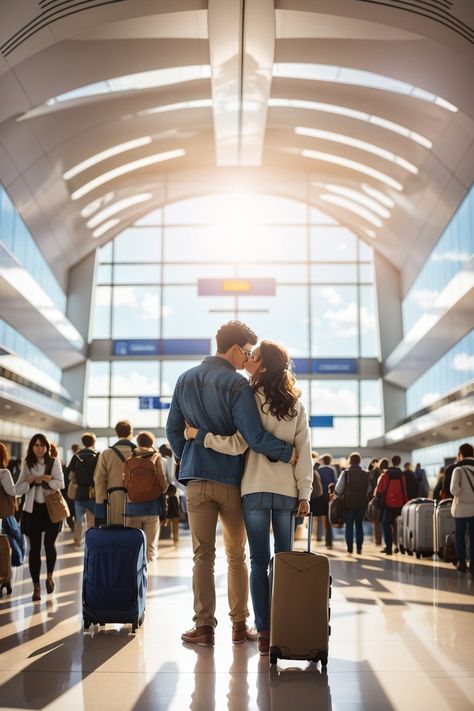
[0,0,473,292]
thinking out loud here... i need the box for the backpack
[75,451,98,487]
[123,452,163,503]
[382,469,407,509]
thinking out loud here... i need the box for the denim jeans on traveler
[242,492,298,632]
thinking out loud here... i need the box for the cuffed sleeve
[203,430,248,456]
[194,429,207,448]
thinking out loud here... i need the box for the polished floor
[1,523,473,711]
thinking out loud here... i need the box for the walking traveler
[450,442,474,574]
[15,434,64,600]
[94,420,135,525]
[335,452,370,554]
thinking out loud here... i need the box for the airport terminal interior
[0,0,473,709]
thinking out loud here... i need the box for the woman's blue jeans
[242,492,298,632]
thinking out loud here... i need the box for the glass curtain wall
[88,194,381,447]
[402,184,474,335]
[407,329,474,414]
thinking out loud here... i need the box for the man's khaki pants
[186,480,249,629]
[126,515,160,563]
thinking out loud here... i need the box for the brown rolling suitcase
[269,514,331,669]
[0,533,13,595]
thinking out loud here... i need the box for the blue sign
[138,396,171,410]
[293,358,358,375]
[309,416,334,428]
[114,339,211,357]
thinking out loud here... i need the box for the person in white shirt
[186,340,312,655]
[15,434,64,601]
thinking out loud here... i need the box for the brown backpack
[123,452,163,503]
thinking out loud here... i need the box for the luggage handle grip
[104,486,128,526]
[290,511,313,553]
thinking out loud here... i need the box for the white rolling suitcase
[402,499,435,558]
[433,499,455,560]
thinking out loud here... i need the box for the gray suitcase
[401,498,434,558]
[433,499,455,559]
[269,514,331,669]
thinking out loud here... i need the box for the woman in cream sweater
[15,433,64,600]
[186,340,313,654]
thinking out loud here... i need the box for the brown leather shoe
[232,620,251,645]
[257,632,270,656]
[32,584,41,602]
[181,625,215,647]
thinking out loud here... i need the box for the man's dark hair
[115,420,133,438]
[391,455,401,467]
[215,320,258,353]
[459,442,474,459]
[81,432,96,448]
[349,451,361,466]
[159,443,172,458]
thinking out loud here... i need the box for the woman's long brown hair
[0,442,8,468]
[250,340,300,420]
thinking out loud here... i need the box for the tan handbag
[67,479,78,501]
[44,489,70,523]
[0,483,17,518]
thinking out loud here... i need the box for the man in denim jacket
[166,321,295,647]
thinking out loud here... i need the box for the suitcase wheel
[269,653,278,665]
[320,653,328,670]
[132,620,138,633]
[83,619,92,630]
[0,580,12,596]
[438,547,444,560]
[138,612,145,627]
[416,552,421,559]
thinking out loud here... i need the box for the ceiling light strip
[63,137,152,180]
[269,98,432,148]
[361,184,395,208]
[319,194,383,227]
[296,127,418,174]
[315,184,391,218]
[70,149,185,201]
[86,193,153,228]
[92,219,120,239]
[302,149,403,191]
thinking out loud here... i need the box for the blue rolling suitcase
[83,487,147,632]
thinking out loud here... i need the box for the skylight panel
[273,63,457,112]
[48,66,211,104]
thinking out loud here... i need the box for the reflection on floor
[1,526,474,711]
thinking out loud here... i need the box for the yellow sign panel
[221,279,251,292]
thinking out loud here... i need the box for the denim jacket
[166,356,293,487]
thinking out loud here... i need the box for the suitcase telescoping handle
[290,511,313,553]
[104,486,128,527]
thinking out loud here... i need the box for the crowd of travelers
[0,320,473,654]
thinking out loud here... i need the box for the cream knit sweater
[203,389,313,500]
